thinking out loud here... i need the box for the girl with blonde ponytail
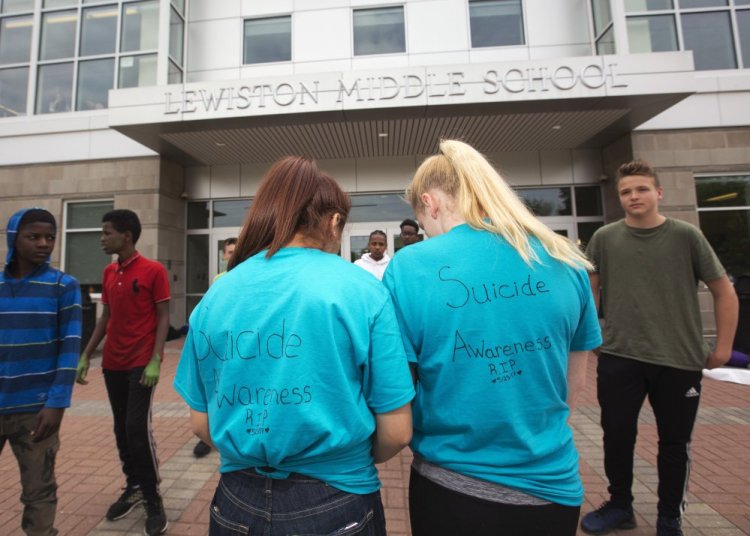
[383,139,602,536]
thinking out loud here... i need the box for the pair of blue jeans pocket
[209,473,383,536]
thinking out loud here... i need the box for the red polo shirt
[101,252,170,370]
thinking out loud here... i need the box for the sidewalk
[1,337,748,535]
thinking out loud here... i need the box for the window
[0,14,32,64]
[243,15,291,64]
[625,1,750,70]
[353,6,405,55]
[696,175,750,279]
[40,10,77,60]
[168,4,184,82]
[516,185,605,248]
[469,0,524,48]
[80,5,117,56]
[0,66,27,116]
[77,58,113,109]
[4,0,162,117]
[591,0,616,54]
[64,200,114,293]
[0,0,31,117]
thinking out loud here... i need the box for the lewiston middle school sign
[108,53,696,125]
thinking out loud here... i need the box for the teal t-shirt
[174,247,415,494]
[383,224,601,506]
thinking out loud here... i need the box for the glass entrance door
[342,221,406,263]
[211,229,241,282]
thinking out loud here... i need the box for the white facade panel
[242,0,293,17]
[187,19,243,74]
[294,9,351,63]
[525,0,590,48]
[356,156,417,191]
[318,159,357,192]
[572,149,603,184]
[186,167,210,198]
[210,164,242,198]
[190,0,241,22]
[406,0,469,54]
[540,150,574,185]
[489,151,541,186]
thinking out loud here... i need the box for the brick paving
[1,338,749,535]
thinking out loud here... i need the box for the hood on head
[5,207,53,267]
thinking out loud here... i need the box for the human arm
[588,272,603,357]
[566,351,588,416]
[189,409,213,447]
[373,403,412,464]
[704,275,739,369]
[77,304,110,385]
[140,300,170,387]
[38,277,82,441]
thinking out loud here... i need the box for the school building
[0,0,748,326]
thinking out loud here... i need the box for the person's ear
[420,192,439,220]
[330,213,342,235]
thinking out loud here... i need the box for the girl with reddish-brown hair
[175,156,414,536]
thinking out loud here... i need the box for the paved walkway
[1,338,749,535]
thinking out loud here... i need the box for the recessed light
[378,132,388,138]
[216,142,226,147]
[552,125,562,130]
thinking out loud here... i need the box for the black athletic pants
[597,353,703,519]
[409,468,580,536]
[103,367,161,500]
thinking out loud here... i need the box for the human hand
[140,354,161,387]
[76,354,90,385]
[32,408,64,442]
[705,350,730,370]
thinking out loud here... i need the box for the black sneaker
[657,516,684,536]
[193,440,211,458]
[580,501,636,535]
[144,496,168,536]
[106,486,144,521]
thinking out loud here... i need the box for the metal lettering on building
[163,63,628,115]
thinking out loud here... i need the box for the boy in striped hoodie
[0,208,82,536]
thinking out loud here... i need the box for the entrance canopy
[109,52,696,165]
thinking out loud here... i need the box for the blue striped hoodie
[0,208,82,413]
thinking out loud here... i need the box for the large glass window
[77,58,113,110]
[625,2,750,69]
[591,0,613,35]
[1,0,34,13]
[40,10,77,60]
[169,6,183,65]
[625,0,673,10]
[627,15,678,53]
[0,15,32,64]
[682,11,736,69]
[243,15,291,64]
[80,5,118,56]
[121,1,158,52]
[0,66,27,116]
[64,200,114,293]
[696,175,750,279]
[353,6,405,55]
[36,62,73,113]
[591,0,616,54]
[118,53,156,88]
[469,0,524,48]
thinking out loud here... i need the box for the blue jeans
[209,469,386,536]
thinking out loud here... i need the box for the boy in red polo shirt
[76,209,170,536]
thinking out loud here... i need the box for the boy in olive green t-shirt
[580,161,738,536]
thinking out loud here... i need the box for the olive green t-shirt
[586,218,725,371]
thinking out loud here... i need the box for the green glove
[141,354,161,387]
[76,354,90,385]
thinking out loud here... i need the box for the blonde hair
[408,139,593,270]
